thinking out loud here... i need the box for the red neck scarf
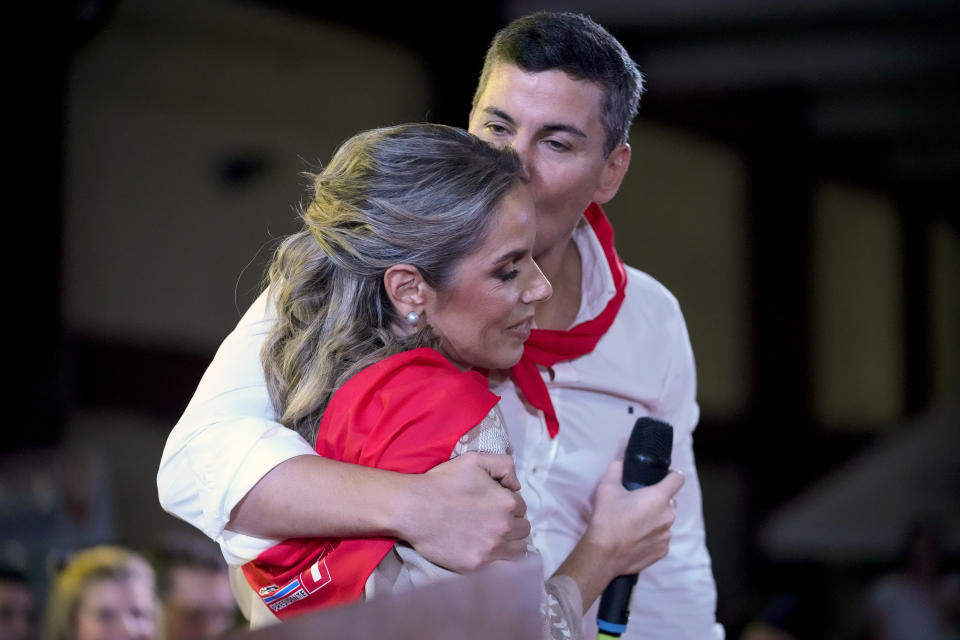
[509,203,627,438]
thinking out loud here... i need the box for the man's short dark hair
[472,11,644,157]
[0,566,30,587]
[151,532,226,599]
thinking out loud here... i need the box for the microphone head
[623,417,673,488]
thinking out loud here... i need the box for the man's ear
[383,264,432,320]
[593,143,631,205]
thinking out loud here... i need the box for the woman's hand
[588,461,683,574]
[553,459,685,611]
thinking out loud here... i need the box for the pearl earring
[405,311,420,325]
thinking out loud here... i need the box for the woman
[43,546,159,640]
[234,123,589,636]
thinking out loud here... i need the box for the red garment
[510,203,627,438]
[241,348,498,619]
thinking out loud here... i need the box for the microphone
[596,417,673,638]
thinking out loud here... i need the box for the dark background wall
[5,1,958,637]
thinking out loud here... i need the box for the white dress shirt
[490,220,722,640]
[157,218,722,639]
[157,291,314,556]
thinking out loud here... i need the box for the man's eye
[487,123,509,135]
[96,610,118,623]
[545,139,569,151]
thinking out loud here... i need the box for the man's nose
[120,613,152,640]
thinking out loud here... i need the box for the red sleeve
[242,348,498,619]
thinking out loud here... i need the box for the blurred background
[4,0,958,638]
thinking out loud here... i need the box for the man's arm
[157,291,529,571]
[552,461,684,611]
[230,451,530,570]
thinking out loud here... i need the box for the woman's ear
[383,264,432,324]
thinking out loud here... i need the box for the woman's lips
[505,316,534,339]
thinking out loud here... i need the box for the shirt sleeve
[656,293,701,438]
[157,290,316,541]
[544,574,584,640]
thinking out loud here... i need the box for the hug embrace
[159,12,721,640]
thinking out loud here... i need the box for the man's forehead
[474,63,605,132]
[169,565,224,585]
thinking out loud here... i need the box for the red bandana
[509,203,627,438]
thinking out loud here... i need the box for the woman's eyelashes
[494,266,520,282]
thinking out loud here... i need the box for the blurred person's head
[740,591,817,640]
[43,546,158,640]
[152,533,235,640]
[0,566,35,640]
[898,516,945,580]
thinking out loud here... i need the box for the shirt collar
[571,217,618,325]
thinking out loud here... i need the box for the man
[0,567,34,640]
[153,533,239,640]
[465,14,719,638]
[159,11,719,639]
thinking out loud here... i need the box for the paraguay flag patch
[257,543,334,612]
[262,579,308,612]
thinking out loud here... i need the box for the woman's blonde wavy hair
[42,545,159,640]
[262,124,522,445]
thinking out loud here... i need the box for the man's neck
[534,236,582,331]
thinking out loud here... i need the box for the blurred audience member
[0,566,35,640]
[152,533,236,640]
[43,546,158,640]
[741,622,797,640]
[740,592,814,640]
[863,518,959,640]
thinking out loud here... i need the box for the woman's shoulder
[347,347,484,392]
[340,347,497,419]
[319,348,499,471]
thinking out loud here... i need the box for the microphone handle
[596,417,672,639]
[595,472,659,638]
[596,573,638,637]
